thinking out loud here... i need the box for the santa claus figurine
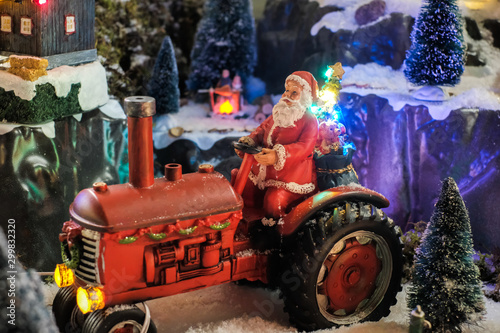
[235,71,319,221]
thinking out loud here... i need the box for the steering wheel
[231,141,262,155]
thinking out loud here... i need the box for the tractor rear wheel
[279,201,403,331]
[82,305,157,333]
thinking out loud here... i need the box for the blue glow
[343,142,356,155]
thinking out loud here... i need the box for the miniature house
[0,0,96,67]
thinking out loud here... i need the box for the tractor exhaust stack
[124,96,156,188]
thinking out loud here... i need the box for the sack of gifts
[314,121,359,191]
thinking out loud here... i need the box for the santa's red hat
[286,71,318,106]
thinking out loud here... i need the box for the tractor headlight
[77,286,105,314]
[54,264,74,288]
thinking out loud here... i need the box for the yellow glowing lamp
[54,264,74,288]
[77,286,105,314]
[219,100,234,114]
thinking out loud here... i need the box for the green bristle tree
[408,177,484,332]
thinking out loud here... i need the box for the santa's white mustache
[280,97,299,104]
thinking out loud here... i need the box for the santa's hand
[234,136,254,158]
[254,148,277,166]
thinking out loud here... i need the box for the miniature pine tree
[408,177,484,332]
[187,0,256,92]
[148,36,180,115]
[404,0,465,86]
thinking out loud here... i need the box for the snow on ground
[153,102,260,150]
[340,60,500,119]
[341,64,409,93]
[44,282,500,332]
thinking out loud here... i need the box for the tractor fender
[278,185,390,236]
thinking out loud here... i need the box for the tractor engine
[143,231,224,285]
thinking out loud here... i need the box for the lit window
[20,17,33,36]
[1,15,12,33]
[65,15,76,35]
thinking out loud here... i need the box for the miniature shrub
[0,83,82,124]
[473,251,497,282]
[400,221,428,283]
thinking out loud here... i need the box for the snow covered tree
[187,0,256,92]
[148,36,180,115]
[404,0,465,86]
[408,177,484,332]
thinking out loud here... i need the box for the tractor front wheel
[53,285,78,332]
[279,202,403,331]
[82,305,157,333]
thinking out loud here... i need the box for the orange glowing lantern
[219,100,234,114]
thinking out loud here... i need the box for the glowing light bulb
[77,287,105,314]
[325,67,333,78]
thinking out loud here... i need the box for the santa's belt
[316,164,355,174]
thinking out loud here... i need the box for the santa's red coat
[247,109,318,195]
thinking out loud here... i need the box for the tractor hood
[70,171,243,232]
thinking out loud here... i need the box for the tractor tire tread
[279,201,403,331]
[52,285,77,332]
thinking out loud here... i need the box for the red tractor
[52,96,403,333]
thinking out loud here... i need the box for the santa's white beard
[272,97,307,128]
